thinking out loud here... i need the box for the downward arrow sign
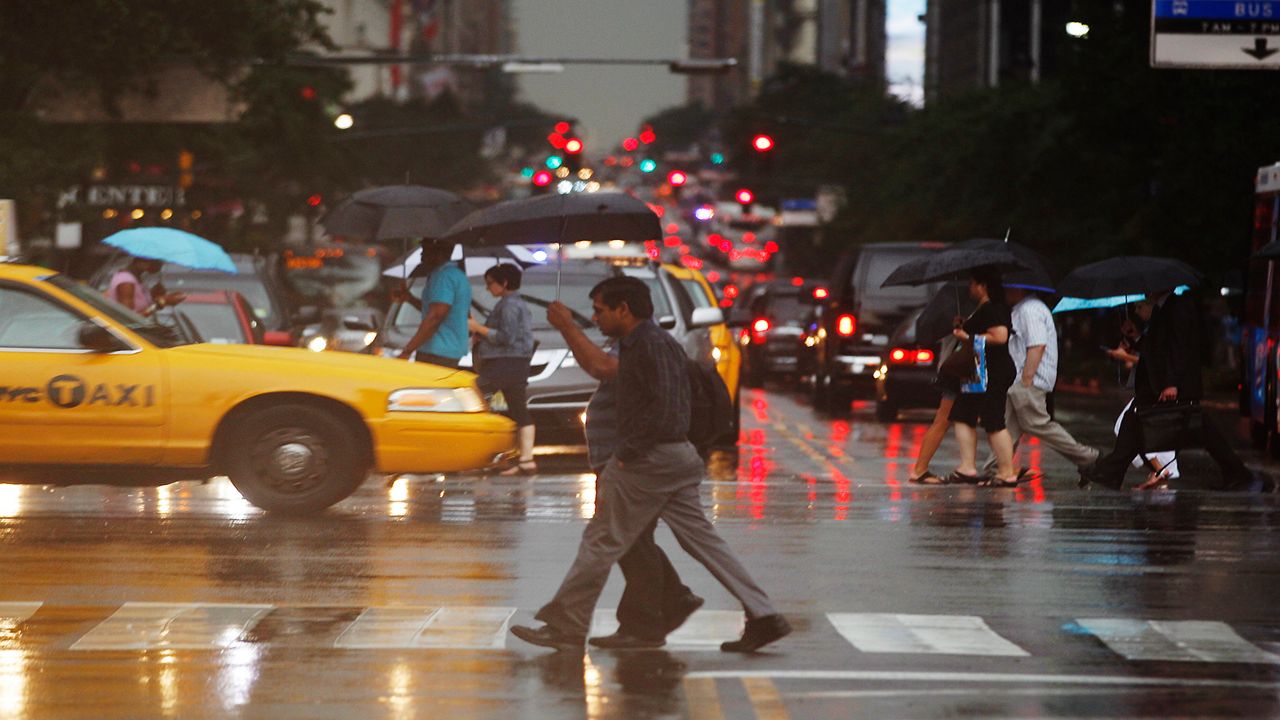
[1243,38,1280,60]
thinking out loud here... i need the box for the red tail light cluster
[835,314,856,337]
[889,348,935,365]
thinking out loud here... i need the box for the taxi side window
[0,287,85,350]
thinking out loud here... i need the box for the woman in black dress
[947,267,1020,486]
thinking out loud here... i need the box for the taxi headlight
[711,346,723,362]
[388,387,485,413]
[306,336,328,352]
[362,331,378,347]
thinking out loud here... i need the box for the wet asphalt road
[1,387,1279,719]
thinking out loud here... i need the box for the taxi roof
[0,262,59,282]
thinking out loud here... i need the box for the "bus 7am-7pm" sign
[1152,0,1280,69]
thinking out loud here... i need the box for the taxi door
[0,282,166,464]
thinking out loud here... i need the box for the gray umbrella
[322,185,474,241]
[881,246,1027,288]
[438,192,661,247]
[956,238,1055,292]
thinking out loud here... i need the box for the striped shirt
[615,319,691,463]
[1009,295,1058,391]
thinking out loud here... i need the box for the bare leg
[953,422,979,475]
[910,397,955,478]
[987,428,1016,480]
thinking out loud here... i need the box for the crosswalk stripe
[827,613,1030,657]
[1076,618,1280,664]
[334,606,517,649]
[683,677,725,720]
[70,603,272,651]
[590,609,743,651]
[0,602,42,627]
[743,677,791,720]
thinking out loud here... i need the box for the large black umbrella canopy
[439,192,662,246]
[1057,256,1202,299]
[881,246,1027,288]
[915,281,981,346]
[322,185,474,241]
[956,238,1055,291]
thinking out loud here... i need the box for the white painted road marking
[335,606,516,649]
[1076,618,1280,664]
[0,603,42,627]
[683,670,1280,689]
[71,603,272,651]
[827,613,1030,656]
[590,609,743,651]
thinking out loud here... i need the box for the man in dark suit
[1082,289,1253,490]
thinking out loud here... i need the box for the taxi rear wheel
[225,404,368,514]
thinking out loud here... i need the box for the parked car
[873,307,942,421]
[806,242,949,414]
[91,253,301,346]
[735,279,820,387]
[300,308,384,354]
[376,256,726,448]
[0,263,515,514]
[161,290,265,345]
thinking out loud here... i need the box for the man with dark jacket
[1082,289,1253,490]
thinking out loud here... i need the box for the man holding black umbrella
[395,239,471,369]
[1081,287,1256,491]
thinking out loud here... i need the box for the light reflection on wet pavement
[0,388,1278,718]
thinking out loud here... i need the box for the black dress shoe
[720,613,791,653]
[510,624,585,650]
[663,594,705,635]
[1078,465,1122,491]
[587,632,665,649]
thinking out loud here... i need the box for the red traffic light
[622,137,639,152]
[667,170,688,187]
[532,170,553,187]
[564,138,584,154]
[554,121,571,135]
[735,188,754,205]
[638,128,657,144]
[752,134,774,152]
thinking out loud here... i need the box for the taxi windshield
[45,275,194,348]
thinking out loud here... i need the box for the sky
[512,0,926,147]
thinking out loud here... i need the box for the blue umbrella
[1052,286,1191,314]
[102,228,237,274]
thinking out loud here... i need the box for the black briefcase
[1135,402,1204,453]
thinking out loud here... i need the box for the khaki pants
[982,384,1099,473]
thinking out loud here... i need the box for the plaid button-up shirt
[615,319,691,462]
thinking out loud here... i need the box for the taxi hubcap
[252,428,329,493]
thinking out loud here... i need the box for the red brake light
[752,318,771,334]
[836,314,856,337]
[916,349,935,363]
[812,287,829,300]
[890,348,908,363]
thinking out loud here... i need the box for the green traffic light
[639,158,657,173]
[520,167,535,178]
[546,156,564,169]
[710,152,725,165]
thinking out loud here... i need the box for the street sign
[1152,1,1280,69]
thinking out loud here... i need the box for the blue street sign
[1155,1,1280,19]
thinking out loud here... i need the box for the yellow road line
[743,677,791,720]
[683,676,724,720]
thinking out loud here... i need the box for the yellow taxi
[0,263,515,514]
[664,264,741,403]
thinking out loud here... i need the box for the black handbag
[936,339,977,384]
[1135,402,1204,453]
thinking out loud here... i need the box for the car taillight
[752,318,771,334]
[836,314,856,337]
[889,348,936,365]
[889,348,909,363]
[916,349,935,364]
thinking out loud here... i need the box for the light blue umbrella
[1052,285,1191,313]
[102,228,236,274]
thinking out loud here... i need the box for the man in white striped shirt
[982,287,1100,477]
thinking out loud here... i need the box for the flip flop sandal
[909,471,946,485]
[1014,467,1038,484]
[945,470,984,485]
[977,476,1020,488]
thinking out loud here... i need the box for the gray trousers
[983,384,1099,473]
[535,442,777,637]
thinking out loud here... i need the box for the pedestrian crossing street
[3,601,1277,665]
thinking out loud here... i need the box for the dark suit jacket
[1135,293,1202,404]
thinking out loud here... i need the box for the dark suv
[807,242,948,414]
[736,279,819,387]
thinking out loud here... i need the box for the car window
[283,252,382,310]
[765,292,807,320]
[679,279,713,309]
[162,273,279,327]
[45,275,190,348]
[858,250,936,304]
[176,303,248,344]
[620,268,674,319]
[0,286,85,350]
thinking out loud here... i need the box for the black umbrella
[1057,256,1202,299]
[915,281,980,346]
[438,192,661,247]
[956,238,1055,292]
[322,185,474,241]
[881,246,1027,288]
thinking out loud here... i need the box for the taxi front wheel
[225,404,369,514]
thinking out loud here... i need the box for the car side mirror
[78,323,124,353]
[689,307,725,328]
[293,305,320,325]
[658,315,677,330]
